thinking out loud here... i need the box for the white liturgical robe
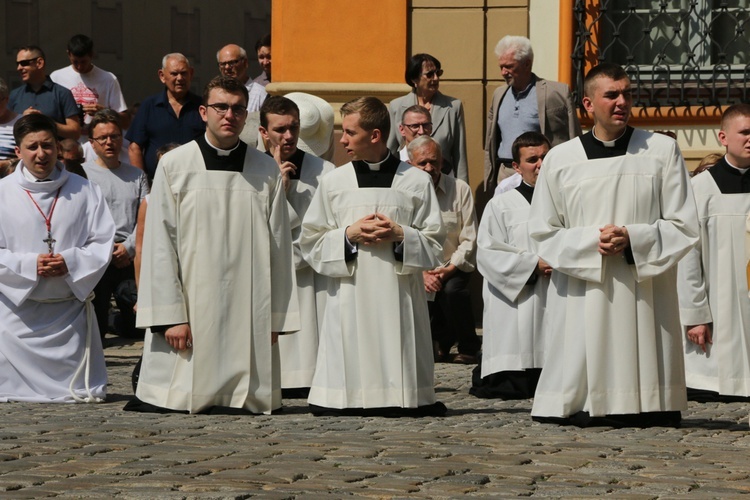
[677,168,750,395]
[136,141,300,414]
[0,163,115,402]
[528,129,699,418]
[279,152,334,389]
[300,161,445,409]
[477,189,546,378]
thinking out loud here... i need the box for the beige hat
[284,92,334,159]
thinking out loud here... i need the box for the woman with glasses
[388,53,468,183]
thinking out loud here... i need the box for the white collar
[203,133,241,157]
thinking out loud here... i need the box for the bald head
[217,44,249,82]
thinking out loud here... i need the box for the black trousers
[92,262,138,338]
[428,269,480,355]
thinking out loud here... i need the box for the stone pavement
[1,337,750,499]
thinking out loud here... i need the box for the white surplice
[136,141,300,414]
[677,170,750,395]
[528,130,699,418]
[477,189,546,378]
[0,163,114,402]
[300,162,445,409]
[279,153,334,389]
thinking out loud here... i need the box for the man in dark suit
[483,36,581,192]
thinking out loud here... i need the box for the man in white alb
[301,96,446,417]
[528,63,699,427]
[128,76,299,414]
[0,114,115,403]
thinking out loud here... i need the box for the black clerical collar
[265,147,305,179]
[515,180,534,204]
[580,126,634,159]
[353,153,401,188]
[196,134,247,172]
[708,156,750,194]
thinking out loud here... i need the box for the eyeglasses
[91,134,122,145]
[403,122,433,133]
[17,57,40,67]
[206,103,247,116]
[218,58,244,68]
[422,69,443,79]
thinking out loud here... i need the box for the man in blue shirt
[126,53,204,179]
[9,46,80,140]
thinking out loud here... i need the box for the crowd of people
[1,32,749,429]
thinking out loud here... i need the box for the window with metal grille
[572,0,749,110]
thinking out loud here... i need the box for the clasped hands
[346,213,403,246]
[598,224,630,256]
[37,253,68,278]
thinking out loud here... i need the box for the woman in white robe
[0,164,114,402]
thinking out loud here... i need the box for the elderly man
[50,35,129,132]
[301,96,446,417]
[83,110,148,340]
[407,135,480,364]
[0,114,115,402]
[217,44,268,113]
[678,103,750,401]
[126,53,205,179]
[484,35,580,192]
[128,76,299,414]
[397,105,432,161]
[259,95,334,397]
[9,46,80,140]
[528,63,699,428]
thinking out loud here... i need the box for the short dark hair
[260,96,299,128]
[401,105,430,124]
[13,114,57,144]
[340,96,390,138]
[405,53,441,88]
[255,34,271,53]
[511,131,551,164]
[67,34,94,57]
[87,109,122,137]
[202,75,249,106]
[18,45,45,60]
[583,63,629,97]
[721,103,750,131]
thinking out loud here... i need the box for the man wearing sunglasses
[9,46,81,141]
[128,76,299,415]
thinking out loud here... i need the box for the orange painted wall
[272,0,408,83]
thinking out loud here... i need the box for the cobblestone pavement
[1,337,750,499]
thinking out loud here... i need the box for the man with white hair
[484,35,580,193]
[126,53,205,179]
